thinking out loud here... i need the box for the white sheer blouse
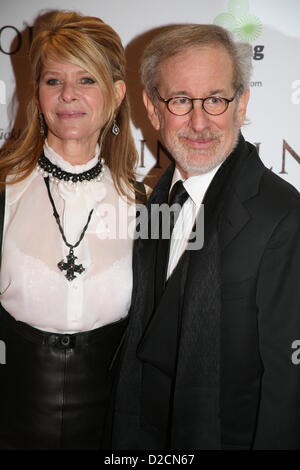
[0,142,135,333]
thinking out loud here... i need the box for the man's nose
[189,100,210,132]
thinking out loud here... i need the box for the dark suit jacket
[111,135,300,450]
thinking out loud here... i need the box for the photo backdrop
[1,0,299,188]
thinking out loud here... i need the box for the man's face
[143,45,249,178]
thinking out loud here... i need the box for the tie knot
[169,180,189,207]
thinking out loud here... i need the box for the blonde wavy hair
[0,10,138,196]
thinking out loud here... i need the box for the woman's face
[38,59,125,151]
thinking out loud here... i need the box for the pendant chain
[44,176,94,280]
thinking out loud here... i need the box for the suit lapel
[130,164,174,328]
[136,164,193,374]
[219,140,265,251]
[219,191,250,251]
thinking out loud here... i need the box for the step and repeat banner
[1,0,299,188]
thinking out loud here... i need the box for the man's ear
[237,88,250,126]
[142,89,161,130]
[114,80,126,108]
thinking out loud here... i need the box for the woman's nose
[59,82,79,102]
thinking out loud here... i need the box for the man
[111,24,300,450]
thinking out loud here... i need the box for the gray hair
[141,24,253,100]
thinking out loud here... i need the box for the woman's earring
[39,113,45,136]
[111,118,120,136]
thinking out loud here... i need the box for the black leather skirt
[0,303,127,450]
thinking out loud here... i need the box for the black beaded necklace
[44,176,93,281]
[38,153,104,184]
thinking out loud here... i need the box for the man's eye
[80,77,96,85]
[206,96,223,105]
[171,97,190,105]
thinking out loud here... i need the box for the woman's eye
[46,78,60,86]
[80,77,96,85]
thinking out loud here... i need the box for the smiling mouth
[56,112,86,119]
[182,136,215,148]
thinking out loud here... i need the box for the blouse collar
[43,140,101,174]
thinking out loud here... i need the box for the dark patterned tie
[155,180,189,304]
[168,180,189,235]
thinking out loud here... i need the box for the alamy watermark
[0,340,6,365]
[291,340,300,365]
[92,199,204,251]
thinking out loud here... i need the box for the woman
[0,10,140,449]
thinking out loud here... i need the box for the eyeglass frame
[154,87,239,116]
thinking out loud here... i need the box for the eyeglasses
[154,87,237,116]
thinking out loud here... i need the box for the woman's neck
[46,137,99,165]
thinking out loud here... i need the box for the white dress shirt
[0,142,135,333]
[167,165,220,279]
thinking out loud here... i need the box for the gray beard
[172,128,240,176]
[160,106,242,176]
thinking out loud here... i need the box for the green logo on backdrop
[214,0,263,42]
